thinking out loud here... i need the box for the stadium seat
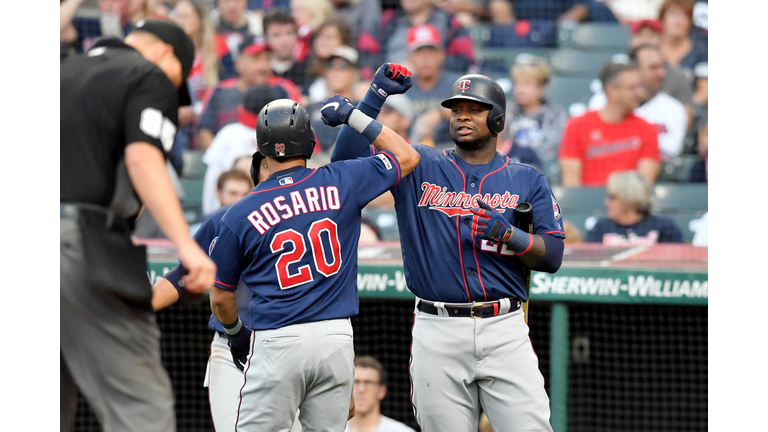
[180,177,205,207]
[182,149,207,179]
[669,214,705,243]
[551,186,607,215]
[549,49,627,77]
[559,23,631,51]
[543,75,595,109]
[653,183,708,214]
[656,155,700,183]
[475,47,554,74]
[362,208,400,241]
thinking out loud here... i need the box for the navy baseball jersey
[341,144,565,303]
[210,151,402,330]
[586,214,683,245]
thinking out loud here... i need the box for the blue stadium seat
[543,75,595,109]
[475,47,554,74]
[551,186,606,215]
[653,184,708,215]
[559,23,631,51]
[181,149,207,179]
[549,49,627,77]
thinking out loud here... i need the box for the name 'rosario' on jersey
[247,186,341,235]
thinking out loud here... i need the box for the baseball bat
[514,202,533,323]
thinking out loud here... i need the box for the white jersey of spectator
[345,415,417,432]
[691,212,708,247]
[201,122,258,215]
[588,90,687,160]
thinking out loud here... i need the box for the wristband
[504,225,534,256]
[348,110,384,143]
[222,317,243,335]
[358,87,386,116]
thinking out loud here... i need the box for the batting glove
[469,199,514,243]
[321,94,356,127]
[226,324,252,372]
[370,63,413,100]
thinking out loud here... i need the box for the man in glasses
[346,356,416,432]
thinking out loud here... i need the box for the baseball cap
[382,94,414,119]
[131,19,195,106]
[407,24,442,52]
[327,46,359,67]
[630,19,662,35]
[240,38,271,57]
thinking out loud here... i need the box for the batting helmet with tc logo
[440,74,507,135]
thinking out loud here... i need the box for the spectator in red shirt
[559,61,661,186]
[196,39,302,149]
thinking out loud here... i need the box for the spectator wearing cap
[211,0,263,58]
[361,0,475,78]
[502,55,568,178]
[201,84,289,215]
[263,8,311,88]
[559,61,661,186]
[305,46,363,151]
[658,0,707,76]
[589,44,688,161]
[628,19,693,109]
[196,39,302,150]
[404,24,463,149]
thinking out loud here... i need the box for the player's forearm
[210,287,239,325]
[371,126,420,176]
[125,142,196,249]
[152,277,181,311]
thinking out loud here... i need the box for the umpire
[60,20,216,432]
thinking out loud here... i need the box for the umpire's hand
[177,240,216,294]
[370,63,413,99]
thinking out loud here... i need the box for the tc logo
[458,80,471,91]
[274,143,286,156]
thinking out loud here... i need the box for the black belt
[417,298,522,318]
[61,203,132,231]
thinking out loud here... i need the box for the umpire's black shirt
[61,38,179,206]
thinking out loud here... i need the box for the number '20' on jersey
[210,151,402,330]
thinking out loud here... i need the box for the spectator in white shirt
[346,356,416,432]
[201,83,288,215]
[589,44,687,160]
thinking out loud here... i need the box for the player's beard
[452,131,496,153]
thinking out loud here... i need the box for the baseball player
[332,64,566,432]
[208,96,419,431]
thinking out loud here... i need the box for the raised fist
[370,63,413,99]
[321,94,356,127]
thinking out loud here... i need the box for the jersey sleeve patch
[376,153,393,170]
[552,195,562,221]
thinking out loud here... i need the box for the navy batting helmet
[440,74,506,135]
[257,99,316,159]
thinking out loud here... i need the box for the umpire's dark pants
[60,216,175,432]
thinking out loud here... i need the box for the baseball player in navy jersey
[207,97,419,432]
[332,64,566,432]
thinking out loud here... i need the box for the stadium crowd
[61,0,708,247]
